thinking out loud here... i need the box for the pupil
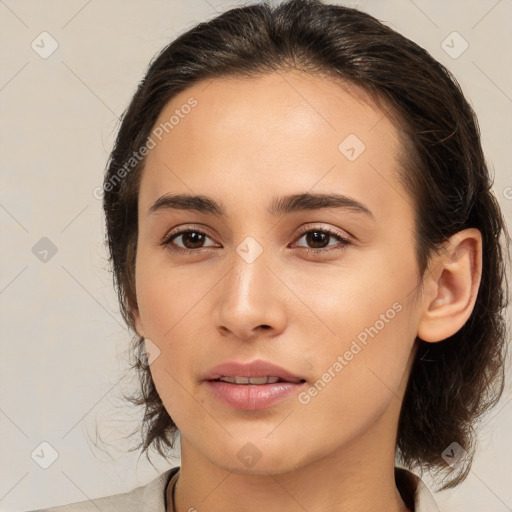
[307,231,329,248]
[184,231,205,248]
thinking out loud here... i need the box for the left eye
[292,228,350,251]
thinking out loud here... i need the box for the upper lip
[203,359,306,383]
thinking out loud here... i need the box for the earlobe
[417,228,482,343]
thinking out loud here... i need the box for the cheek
[280,241,417,344]
[134,251,209,408]
[135,246,217,337]
[135,267,207,367]
[141,307,208,432]
[296,304,416,441]
[290,252,418,415]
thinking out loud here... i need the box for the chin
[199,434,312,476]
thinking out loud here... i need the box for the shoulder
[28,467,179,512]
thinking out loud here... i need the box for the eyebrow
[148,192,374,219]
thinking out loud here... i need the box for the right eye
[161,228,220,253]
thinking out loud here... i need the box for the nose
[214,245,288,341]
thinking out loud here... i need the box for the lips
[203,359,306,384]
[203,359,307,410]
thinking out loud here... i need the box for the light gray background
[1,1,511,511]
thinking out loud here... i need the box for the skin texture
[132,71,482,512]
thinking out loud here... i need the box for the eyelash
[160,225,351,256]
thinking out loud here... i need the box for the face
[133,71,425,475]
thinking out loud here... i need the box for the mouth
[202,359,307,409]
[210,376,307,385]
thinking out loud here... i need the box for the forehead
[154,71,395,152]
[139,70,410,223]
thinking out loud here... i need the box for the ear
[132,305,145,339]
[417,228,482,343]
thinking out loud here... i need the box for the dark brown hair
[103,0,510,490]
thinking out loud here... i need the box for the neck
[170,414,410,512]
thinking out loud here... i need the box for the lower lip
[205,380,305,410]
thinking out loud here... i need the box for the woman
[34,0,510,511]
